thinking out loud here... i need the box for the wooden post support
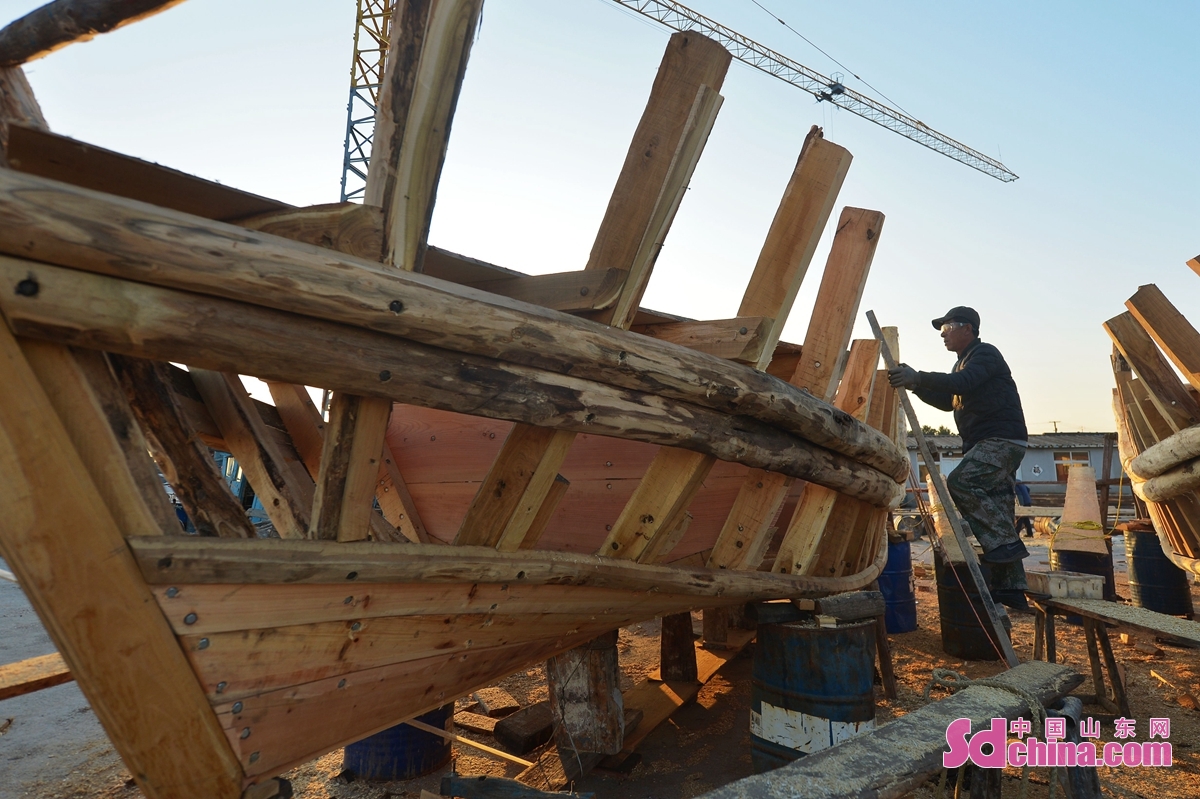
[311,393,393,542]
[867,310,1018,667]
[546,629,624,760]
[0,66,45,167]
[659,612,698,683]
[0,323,244,798]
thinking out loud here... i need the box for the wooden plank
[631,317,770,363]
[696,661,1082,799]
[181,613,640,702]
[462,268,625,313]
[5,123,288,221]
[585,32,731,328]
[365,0,483,271]
[1045,597,1200,647]
[190,370,313,539]
[1103,311,1200,432]
[0,169,909,481]
[310,393,393,542]
[405,717,534,768]
[706,471,790,570]
[0,324,244,798]
[21,342,176,536]
[0,652,72,700]
[738,128,854,370]
[504,473,568,552]
[771,209,887,576]
[494,700,554,754]
[0,0,185,67]
[599,448,714,560]
[108,356,255,538]
[1126,283,1200,394]
[637,510,693,565]
[150,581,709,637]
[377,444,429,542]
[0,257,905,509]
[237,203,383,261]
[223,635,598,779]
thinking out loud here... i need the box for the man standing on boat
[886,306,1030,608]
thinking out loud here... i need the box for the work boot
[981,539,1029,564]
[993,588,1031,613]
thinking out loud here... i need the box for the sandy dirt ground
[3,533,1199,799]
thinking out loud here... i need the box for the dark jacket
[913,339,1027,454]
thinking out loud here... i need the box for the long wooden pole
[865,310,1018,667]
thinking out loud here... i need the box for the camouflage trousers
[946,438,1028,591]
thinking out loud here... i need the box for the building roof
[906,433,1115,451]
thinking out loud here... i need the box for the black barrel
[1126,529,1194,618]
[1050,546,1117,601]
[343,703,453,780]
[934,548,1001,661]
[879,540,918,633]
[750,619,876,773]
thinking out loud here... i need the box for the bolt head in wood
[240,727,251,739]
[216,682,227,694]
[197,638,209,650]
[388,300,404,313]
[232,701,243,714]
[165,587,179,598]
[15,276,38,297]
[183,612,198,625]
[350,622,362,632]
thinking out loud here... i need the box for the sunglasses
[940,321,967,332]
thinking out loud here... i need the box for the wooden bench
[1027,595,1200,718]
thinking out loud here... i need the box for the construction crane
[339,0,1016,200]
[340,0,393,202]
[612,0,1017,182]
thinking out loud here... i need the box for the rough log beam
[0,168,907,481]
[127,535,892,604]
[0,0,185,68]
[0,257,903,508]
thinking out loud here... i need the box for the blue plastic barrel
[879,540,918,633]
[343,703,453,780]
[1126,529,1194,618]
[750,619,876,773]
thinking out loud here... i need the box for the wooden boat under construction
[0,3,911,797]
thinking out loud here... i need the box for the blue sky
[8,0,1199,434]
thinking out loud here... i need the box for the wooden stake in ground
[865,310,1018,667]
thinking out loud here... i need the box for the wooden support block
[546,630,623,757]
[1126,283,1200,395]
[237,202,383,261]
[0,324,244,798]
[702,606,730,649]
[109,356,255,539]
[659,612,698,683]
[637,510,692,565]
[0,1,185,68]
[377,445,429,542]
[0,652,72,700]
[472,686,521,718]
[494,700,554,755]
[519,708,644,790]
[1104,311,1200,432]
[461,267,625,313]
[511,474,568,552]
[310,393,392,542]
[454,711,499,736]
[815,590,885,621]
[21,342,176,537]
[707,470,790,571]
[190,369,313,539]
[631,317,770,363]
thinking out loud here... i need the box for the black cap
[931,306,980,331]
